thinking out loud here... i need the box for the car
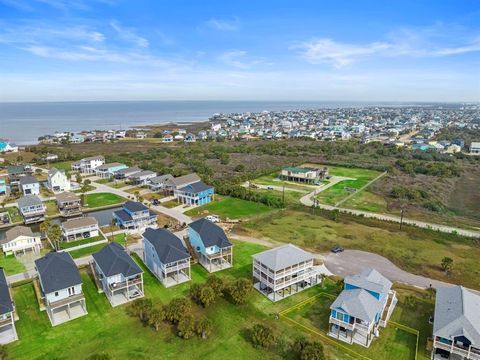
[267,186,274,190]
[331,245,344,253]
[152,199,160,206]
[205,215,220,223]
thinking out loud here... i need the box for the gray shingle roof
[166,173,200,188]
[433,286,480,346]
[3,225,36,244]
[61,216,98,231]
[55,191,80,203]
[178,181,213,193]
[143,228,190,264]
[330,288,382,323]
[0,269,13,315]
[115,166,142,176]
[17,195,43,208]
[35,252,82,293]
[149,174,174,184]
[129,170,156,179]
[48,168,64,177]
[344,268,392,296]
[92,242,142,278]
[124,201,148,213]
[188,218,231,248]
[19,175,38,186]
[252,244,312,271]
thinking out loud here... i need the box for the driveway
[324,249,452,289]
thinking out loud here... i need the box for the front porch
[253,275,319,302]
[161,262,191,288]
[198,247,232,273]
[433,338,480,360]
[46,294,87,326]
[106,276,144,307]
[328,320,376,348]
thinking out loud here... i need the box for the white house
[470,142,480,155]
[47,168,71,193]
[61,216,99,241]
[71,156,105,174]
[1,226,42,256]
[19,176,40,195]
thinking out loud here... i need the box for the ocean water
[0,100,386,145]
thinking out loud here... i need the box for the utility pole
[282,183,285,206]
[400,208,404,230]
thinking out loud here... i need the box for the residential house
[328,268,397,347]
[280,167,327,184]
[188,218,232,272]
[17,195,45,224]
[43,153,58,162]
[164,173,201,195]
[148,174,174,192]
[432,286,480,360]
[0,269,17,344]
[162,134,173,143]
[95,163,128,179]
[7,165,32,190]
[47,168,71,193]
[35,252,87,326]
[252,244,318,301]
[71,155,105,174]
[0,141,18,153]
[114,166,142,180]
[70,135,85,144]
[113,201,157,230]
[0,179,6,195]
[143,228,191,287]
[174,181,214,206]
[92,243,144,307]
[184,133,196,142]
[470,142,480,155]
[1,226,42,256]
[128,170,157,185]
[61,216,99,241]
[55,192,82,217]
[19,176,40,196]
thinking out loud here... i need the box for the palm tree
[47,224,62,251]
[39,219,51,238]
[110,219,116,241]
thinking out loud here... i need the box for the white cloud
[219,50,264,69]
[110,20,149,48]
[205,18,239,31]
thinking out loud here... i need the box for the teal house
[0,179,6,195]
[174,181,214,206]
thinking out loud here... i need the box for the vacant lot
[185,196,273,219]
[0,255,26,275]
[237,209,480,290]
[83,192,125,208]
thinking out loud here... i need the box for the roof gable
[143,228,190,264]
[35,252,82,293]
[189,218,231,248]
[92,243,142,278]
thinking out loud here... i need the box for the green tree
[195,316,212,339]
[227,278,251,304]
[76,173,83,184]
[0,345,8,360]
[300,342,325,360]
[177,313,195,339]
[127,298,153,323]
[39,219,51,238]
[251,323,275,348]
[164,298,192,324]
[148,305,166,332]
[206,275,225,298]
[47,224,62,251]
[198,285,216,308]
[441,257,454,273]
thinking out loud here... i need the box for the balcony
[434,339,480,360]
[108,276,143,292]
[329,316,372,333]
[47,293,85,309]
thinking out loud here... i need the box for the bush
[164,298,192,324]
[195,316,213,339]
[251,324,276,348]
[226,278,252,304]
[292,338,325,360]
[177,313,196,339]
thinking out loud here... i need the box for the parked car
[267,186,274,190]
[152,199,160,206]
[205,215,220,223]
[331,245,344,253]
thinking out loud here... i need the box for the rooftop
[143,228,190,264]
[189,218,231,248]
[92,242,142,278]
[35,252,82,293]
[252,244,312,271]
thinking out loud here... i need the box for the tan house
[1,226,42,256]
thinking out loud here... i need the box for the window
[55,292,58,296]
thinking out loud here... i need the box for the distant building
[114,166,142,180]
[280,166,327,184]
[128,170,157,185]
[164,173,201,195]
[95,163,128,179]
[19,176,40,196]
[0,179,6,195]
[470,142,480,155]
[0,141,18,153]
[71,156,105,174]
[1,226,42,256]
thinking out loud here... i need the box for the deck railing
[434,339,480,360]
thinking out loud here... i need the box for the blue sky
[0,0,479,102]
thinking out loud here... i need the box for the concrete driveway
[324,249,452,289]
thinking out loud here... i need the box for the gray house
[19,175,40,196]
[17,195,46,224]
[0,269,17,344]
[252,244,318,301]
[35,252,87,326]
[114,166,142,180]
[55,192,82,217]
[92,243,144,307]
[128,170,157,185]
[432,286,480,360]
[148,174,174,192]
[143,228,191,287]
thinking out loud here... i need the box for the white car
[205,215,220,223]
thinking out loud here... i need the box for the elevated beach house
[55,191,82,217]
[17,195,45,224]
[61,216,99,241]
[7,165,32,192]
[35,252,87,326]
[1,226,42,256]
[174,181,214,206]
[252,244,318,301]
[148,174,174,192]
[47,168,71,193]
[164,173,201,195]
[328,268,397,347]
[128,170,157,185]
[279,166,328,184]
[432,286,480,360]
[95,163,128,179]
[114,166,142,180]
[92,243,144,307]
[113,201,157,230]
[71,155,105,174]
[188,218,232,273]
[0,269,17,344]
[143,228,191,287]
[19,175,40,196]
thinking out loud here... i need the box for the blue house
[0,179,6,195]
[188,218,232,273]
[174,181,214,206]
[142,228,191,287]
[113,201,157,230]
[328,268,397,347]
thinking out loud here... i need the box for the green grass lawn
[185,196,273,219]
[162,200,180,208]
[68,243,109,259]
[341,190,389,213]
[93,178,111,184]
[83,192,125,208]
[0,254,27,275]
[253,174,316,192]
[49,161,72,172]
[59,235,106,250]
[4,207,23,223]
[44,200,59,217]
[238,209,480,290]
[73,184,95,193]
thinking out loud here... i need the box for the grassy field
[185,196,273,219]
[252,173,316,192]
[6,241,348,360]
[237,209,480,290]
[68,242,110,259]
[59,235,106,250]
[83,192,125,208]
[49,161,72,172]
[0,254,27,275]
[162,200,180,208]
[44,200,59,217]
[315,166,382,206]
[341,190,389,213]
[4,207,23,223]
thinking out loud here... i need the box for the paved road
[324,249,452,289]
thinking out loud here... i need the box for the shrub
[164,298,192,324]
[177,313,196,339]
[195,316,213,339]
[226,278,252,304]
[251,324,275,348]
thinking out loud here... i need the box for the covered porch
[198,246,232,273]
[253,274,318,302]
[46,294,87,326]
[0,317,17,345]
[161,261,191,288]
[105,275,144,307]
